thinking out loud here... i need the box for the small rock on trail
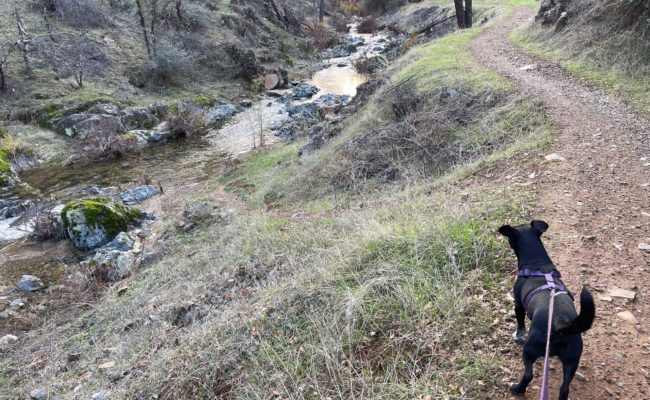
[17,275,44,292]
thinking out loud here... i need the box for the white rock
[520,64,538,71]
[0,334,18,346]
[545,153,566,162]
[638,243,650,253]
[617,311,639,324]
[607,287,636,300]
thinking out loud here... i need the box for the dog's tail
[558,287,595,335]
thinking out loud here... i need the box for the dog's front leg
[513,303,526,344]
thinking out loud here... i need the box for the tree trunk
[42,4,56,41]
[14,10,32,74]
[0,66,5,91]
[464,0,473,28]
[150,0,158,53]
[319,0,325,22]
[453,0,465,29]
[312,0,318,18]
[135,0,151,55]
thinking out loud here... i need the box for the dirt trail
[470,6,650,400]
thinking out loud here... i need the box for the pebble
[575,371,587,381]
[29,388,48,400]
[520,63,538,71]
[617,311,639,324]
[9,298,24,308]
[92,391,107,400]
[0,334,18,346]
[638,243,650,253]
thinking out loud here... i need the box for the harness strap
[540,287,558,400]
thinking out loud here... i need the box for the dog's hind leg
[558,341,582,400]
[513,303,526,344]
[510,346,539,395]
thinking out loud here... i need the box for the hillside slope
[1,1,648,399]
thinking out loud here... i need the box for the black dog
[499,220,595,400]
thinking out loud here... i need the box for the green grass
[395,27,508,92]
[220,143,300,202]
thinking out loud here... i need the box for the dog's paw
[509,384,526,395]
[512,331,525,344]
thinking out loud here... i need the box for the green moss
[61,197,142,245]
[193,95,217,108]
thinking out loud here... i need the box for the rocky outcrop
[54,113,125,139]
[61,197,143,250]
[225,45,263,81]
[536,0,571,26]
[120,103,166,130]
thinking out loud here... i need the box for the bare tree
[135,0,152,54]
[38,32,108,88]
[319,0,325,22]
[0,43,15,91]
[14,9,33,74]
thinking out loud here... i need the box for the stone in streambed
[61,197,143,250]
[119,185,159,205]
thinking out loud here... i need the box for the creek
[0,27,388,287]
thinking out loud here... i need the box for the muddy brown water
[0,29,388,288]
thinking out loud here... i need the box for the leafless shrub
[166,102,207,138]
[39,0,108,28]
[32,211,58,240]
[139,38,193,87]
[305,17,338,50]
[78,132,139,163]
[331,13,351,33]
[357,15,378,33]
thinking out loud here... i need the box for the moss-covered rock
[0,133,20,187]
[61,197,143,250]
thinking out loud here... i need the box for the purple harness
[516,268,568,310]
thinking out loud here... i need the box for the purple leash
[540,273,558,400]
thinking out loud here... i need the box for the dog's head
[498,220,549,260]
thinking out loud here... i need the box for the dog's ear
[498,225,517,238]
[530,220,549,235]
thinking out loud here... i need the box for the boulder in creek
[61,197,143,250]
[119,185,159,205]
[289,84,319,99]
[206,104,238,125]
[263,69,290,90]
[17,275,45,292]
